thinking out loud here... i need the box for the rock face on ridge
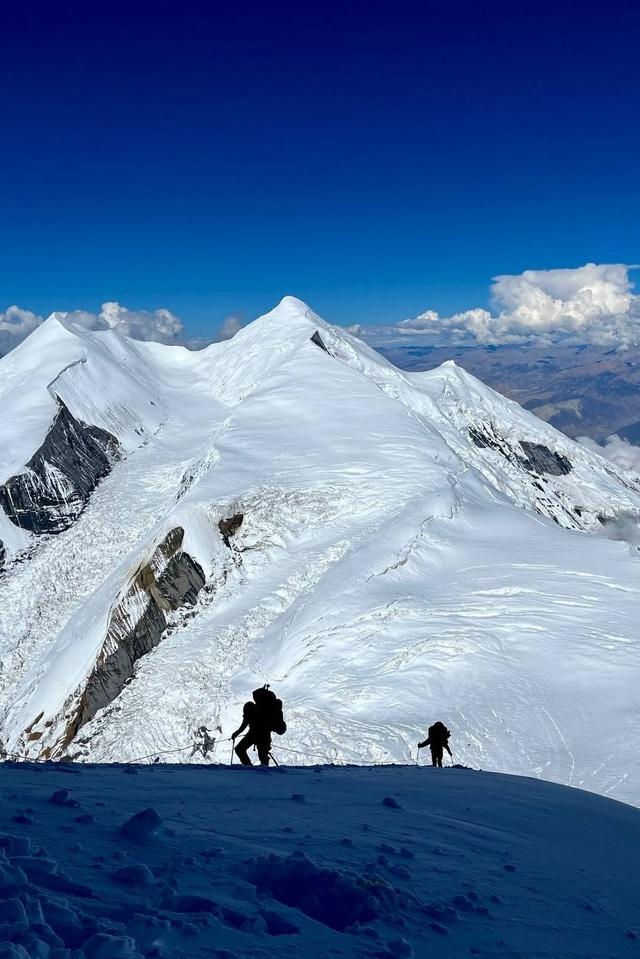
[519,441,572,477]
[0,399,119,535]
[53,527,206,755]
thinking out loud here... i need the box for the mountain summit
[1,300,639,804]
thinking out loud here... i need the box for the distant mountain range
[378,341,640,441]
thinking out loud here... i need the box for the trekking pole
[230,739,234,765]
[269,751,279,767]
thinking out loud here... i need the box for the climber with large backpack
[231,685,287,766]
[418,721,452,767]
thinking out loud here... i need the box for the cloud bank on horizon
[0,301,242,355]
[391,263,640,348]
[2,262,640,356]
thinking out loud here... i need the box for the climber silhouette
[232,685,287,766]
[418,721,452,767]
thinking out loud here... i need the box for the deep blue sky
[1,0,639,337]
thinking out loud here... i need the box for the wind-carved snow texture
[0,762,639,959]
[0,398,119,535]
[2,297,640,806]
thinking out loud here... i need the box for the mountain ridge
[1,299,639,806]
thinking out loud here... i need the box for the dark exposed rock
[468,423,582,530]
[468,425,494,451]
[468,424,521,462]
[218,513,244,547]
[310,331,330,354]
[469,425,573,478]
[0,540,4,572]
[0,399,120,535]
[519,441,573,476]
[155,552,205,608]
[62,527,205,747]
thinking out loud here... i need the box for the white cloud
[0,301,320,354]
[0,301,197,355]
[215,314,243,341]
[343,323,364,337]
[397,263,640,346]
[577,434,640,474]
[0,305,42,355]
[0,300,247,356]
[588,505,640,549]
[62,302,186,344]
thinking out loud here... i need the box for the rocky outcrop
[310,331,331,354]
[467,423,581,529]
[469,425,573,477]
[61,527,205,746]
[0,540,4,572]
[20,513,246,758]
[469,423,513,458]
[519,441,573,476]
[0,399,120,535]
[218,513,244,547]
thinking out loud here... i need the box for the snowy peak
[406,357,640,529]
[1,298,640,807]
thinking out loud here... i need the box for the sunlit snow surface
[1,298,639,805]
[0,762,639,958]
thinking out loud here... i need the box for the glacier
[0,297,639,806]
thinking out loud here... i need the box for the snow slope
[0,762,639,958]
[1,297,640,806]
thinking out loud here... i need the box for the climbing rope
[1,736,336,766]
[0,750,45,763]
[0,737,236,766]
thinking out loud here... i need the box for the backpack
[252,685,287,736]
[428,722,450,746]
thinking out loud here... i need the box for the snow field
[0,762,639,958]
[2,296,640,808]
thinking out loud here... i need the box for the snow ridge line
[0,736,342,766]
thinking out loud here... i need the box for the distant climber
[418,721,452,767]
[232,685,287,766]
[191,725,218,759]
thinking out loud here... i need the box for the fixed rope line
[1,750,45,763]
[1,736,236,766]
[127,736,234,764]
[126,744,193,764]
[2,737,337,766]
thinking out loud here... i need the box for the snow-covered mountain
[1,297,639,804]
